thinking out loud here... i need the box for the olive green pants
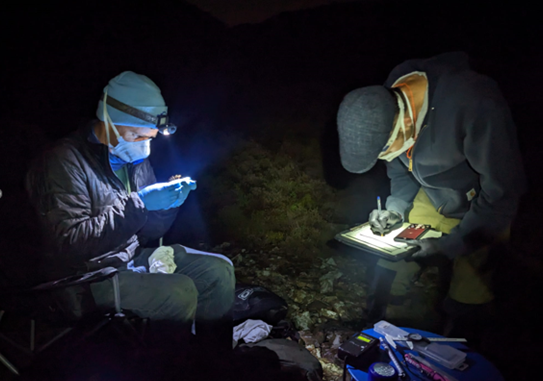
[376,189,496,304]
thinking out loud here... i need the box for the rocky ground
[204,227,443,380]
[209,241,443,380]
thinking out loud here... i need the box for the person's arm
[438,78,526,258]
[385,158,421,220]
[133,160,178,245]
[26,147,149,262]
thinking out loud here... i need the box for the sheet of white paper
[340,223,442,256]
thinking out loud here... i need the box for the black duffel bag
[233,283,288,326]
[237,339,323,381]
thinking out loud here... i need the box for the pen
[377,197,383,236]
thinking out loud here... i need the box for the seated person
[25,71,235,365]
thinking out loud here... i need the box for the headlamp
[100,93,177,135]
[155,112,177,135]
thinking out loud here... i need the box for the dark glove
[405,238,450,266]
[369,209,403,235]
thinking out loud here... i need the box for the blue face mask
[109,152,144,171]
[109,134,151,163]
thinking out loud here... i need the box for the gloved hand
[137,181,183,211]
[166,177,197,209]
[405,238,449,266]
[369,209,403,235]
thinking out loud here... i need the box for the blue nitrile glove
[166,177,197,209]
[369,209,403,235]
[127,260,147,273]
[405,238,450,266]
[137,181,183,211]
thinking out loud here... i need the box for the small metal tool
[380,337,406,378]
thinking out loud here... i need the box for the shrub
[199,139,337,257]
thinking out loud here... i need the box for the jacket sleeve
[438,78,526,258]
[385,158,421,219]
[133,160,179,245]
[27,146,149,263]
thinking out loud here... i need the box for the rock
[298,330,317,346]
[295,279,311,289]
[320,360,344,380]
[311,330,325,345]
[321,309,339,320]
[291,289,308,303]
[233,254,243,265]
[262,270,270,276]
[320,343,338,363]
[306,300,329,311]
[321,257,337,269]
[331,334,342,349]
[322,296,340,305]
[351,283,366,297]
[293,311,313,330]
[319,270,343,294]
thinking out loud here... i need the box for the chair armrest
[32,267,118,292]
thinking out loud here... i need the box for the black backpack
[233,283,288,326]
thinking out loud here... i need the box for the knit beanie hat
[337,86,397,173]
[96,71,167,128]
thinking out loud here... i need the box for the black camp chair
[0,266,147,377]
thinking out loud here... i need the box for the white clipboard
[335,222,443,261]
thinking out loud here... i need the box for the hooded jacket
[26,122,178,279]
[383,52,525,258]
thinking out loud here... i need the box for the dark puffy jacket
[383,52,526,257]
[26,122,178,279]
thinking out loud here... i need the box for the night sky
[1,0,542,378]
[185,0,361,26]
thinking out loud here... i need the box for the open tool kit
[339,321,469,381]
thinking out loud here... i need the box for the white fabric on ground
[233,319,272,344]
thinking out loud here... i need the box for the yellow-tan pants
[376,189,496,304]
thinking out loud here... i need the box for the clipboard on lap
[335,222,443,262]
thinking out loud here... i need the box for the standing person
[26,71,235,374]
[336,52,525,340]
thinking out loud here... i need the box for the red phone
[394,224,431,243]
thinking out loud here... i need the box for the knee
[166,276,199,319]
[170,275,198,303]
[209,259,236,292]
